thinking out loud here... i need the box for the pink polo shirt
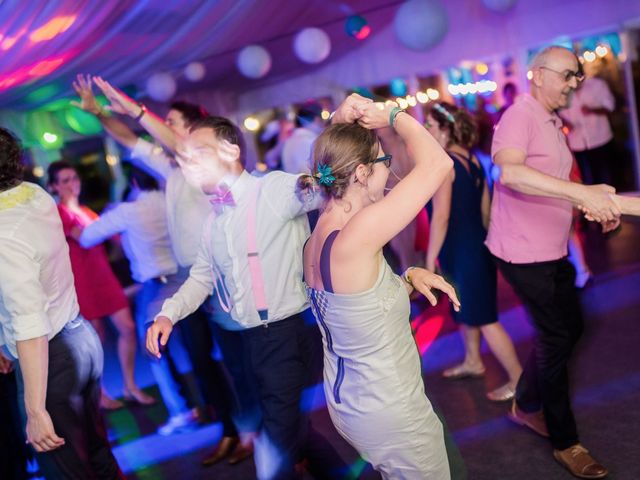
[486,94,573,264]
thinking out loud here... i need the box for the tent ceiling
[0,0,397,110]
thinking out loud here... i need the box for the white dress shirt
[158,171,321,330]
[560,77,615,151]
[0,183,79,359]
[131,138,212,267]
[281,128,318,174]
[79,190,178,283]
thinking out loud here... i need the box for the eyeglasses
[539,66,584,83]
[373,154,392,168]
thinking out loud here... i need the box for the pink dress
[57,203,128,320]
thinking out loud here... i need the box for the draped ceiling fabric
[0,0,395,114]
[1,0,640,117]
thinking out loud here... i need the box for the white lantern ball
[146,73,176,102]
[482,0,517,12]
[394,0,448,51]
[293,27,331,64]
[184,62,206,82]
[237,45,272,79]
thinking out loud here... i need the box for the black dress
[438,151,497,326]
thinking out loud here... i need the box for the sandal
[442,363,486,380]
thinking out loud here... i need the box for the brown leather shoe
[228,442,253,465]
[553,444,608,479]
[202,436,238,466]
[507,399,549,437]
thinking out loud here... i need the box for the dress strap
[319,230,340,293]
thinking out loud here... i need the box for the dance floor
[99,216,640,480]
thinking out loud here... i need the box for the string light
[416,92,429,104]
[595,45,608,57]
[583,51,596,62]
[244,116,260,131]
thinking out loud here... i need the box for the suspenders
[246,181,269,321]
[210,178,269,322]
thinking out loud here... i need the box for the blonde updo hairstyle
[311,123,379,200]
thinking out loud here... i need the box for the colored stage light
[43,132,58,143]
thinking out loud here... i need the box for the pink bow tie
[209,189,235,211]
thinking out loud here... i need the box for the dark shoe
[228,442,253,465]
[202,436,238,466]
[553,444,608,479]
[507,399,549,437]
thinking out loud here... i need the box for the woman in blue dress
[425,102,522,402]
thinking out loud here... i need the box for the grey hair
[529,45,576,69]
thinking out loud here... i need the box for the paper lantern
[65,107,103,135]
[394,0,448,51]
[237,45,272,79]
[481,0,517,12]
[345,15,370,40]
[184,62,206,82]
[293,28,331,64]
[146,73,176,102]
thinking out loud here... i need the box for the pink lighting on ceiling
[0,53,72,92]
[1,29,27,50]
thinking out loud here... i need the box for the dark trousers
[574,140,615,186]
[180,306,237,437]
[496,257,583,450]
[215,312,346,480]
[0,371,30,480]
[16,319,124,480]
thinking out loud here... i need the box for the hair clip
[314,164,335,186]
[433,103,455,123]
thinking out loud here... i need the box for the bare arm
[615,195,640,216]
[93,76,178,154]
[72,74,139,149]
[344,104,453,253]
[481,180,491,230]
[426,170,454,272]
[494,148,620,222]
[16,337,65,452]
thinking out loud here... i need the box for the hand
[600,218,621,233]
[0,350,13,374]
[407,268,460,312]
[576,184,620,223]
[146,316,173,359]
[296,174,321,202]
[70,74,102,115]
[355,102,398,130]
[26,409,65,452]
[93,76,140,117]
[331,93,373,124]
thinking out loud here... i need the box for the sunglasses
[539,66,585,83]
[372,154,392,168]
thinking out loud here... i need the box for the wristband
[389,107,405,128]
[402,266,418,286]
[135,103,147,122]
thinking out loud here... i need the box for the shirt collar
[522,93,562,128]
